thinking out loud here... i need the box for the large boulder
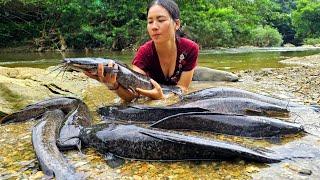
[0,66,92,114]
[193,66,239,82]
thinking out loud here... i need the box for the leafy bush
[250,26,283,47]
[1,0,316,50]
[292,0,320,43]
[303,38,320,46]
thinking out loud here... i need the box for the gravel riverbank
[0,53,319,179]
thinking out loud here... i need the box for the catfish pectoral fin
[56,137,81,151]
[105,153,125,168]
[139,131,187,144]
[244,108,263,115]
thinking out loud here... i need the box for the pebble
[29,171,44,179]
[133,175,142,180]
[283,163,312,176]
[246,166,259,173]
[74,161,88,168]
[299,169,312,176]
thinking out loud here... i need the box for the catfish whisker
[55,66,65,78]
[46,64,64,75]
[61,67,67,81]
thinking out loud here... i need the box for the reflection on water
[1,47,320,71]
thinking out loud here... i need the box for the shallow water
[1,47,320,71]
[2,82,319,179]
[1,48,320,179]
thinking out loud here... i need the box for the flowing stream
[0,47,320,179]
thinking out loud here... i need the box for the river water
[1,47,320,70]
[0,47,320,179]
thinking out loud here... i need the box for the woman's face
[147,5,180,44]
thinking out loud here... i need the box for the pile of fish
[0,57,318,179]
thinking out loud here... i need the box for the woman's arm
[176,68,195,93]
[133,65,165,100]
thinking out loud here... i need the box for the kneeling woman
[85,0,199,102]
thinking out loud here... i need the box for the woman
[86,0,199,102]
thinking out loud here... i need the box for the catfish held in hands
[62,57,181,96]
[63,57,153,92]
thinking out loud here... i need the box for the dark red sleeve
[182,42,199,71]
[132,42,152,72]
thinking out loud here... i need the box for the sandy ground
[237,53,320,105]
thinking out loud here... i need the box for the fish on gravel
[0,97,91,126]
[150,112,304,138]
[32,109,85,179]
[179,87,317,111]
[178,97,290,117]
[79,123,282,163]
[98,105,209,122]
[98,97,290,124]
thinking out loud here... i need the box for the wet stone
[299,169,312,176]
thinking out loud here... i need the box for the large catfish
[79,123,282,163]
[63,57,182,94]
[3,97,282,165]
[98,97,290,123]
[179,87,319,112]
[150,112,304,138]
[32,109,85,179]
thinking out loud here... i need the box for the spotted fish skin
[63,57,153,91]
[80,124,282,163]
[32,110,85,179]
[150,112,304,137]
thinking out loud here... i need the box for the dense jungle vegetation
[0,0,319,51]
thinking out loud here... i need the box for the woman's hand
[84,62,119,90]
[136,79,164,100]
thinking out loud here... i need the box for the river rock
[193,66,239,82]
[0,66,93,114]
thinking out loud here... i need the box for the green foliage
[250,26,283,47]
[0,0,318,49]
[304,38,320,45]
[292,0,320,42]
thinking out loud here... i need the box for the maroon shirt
[132,37,199,85]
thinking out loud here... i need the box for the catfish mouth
[63,60,96,72]
[68,63,94,72]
